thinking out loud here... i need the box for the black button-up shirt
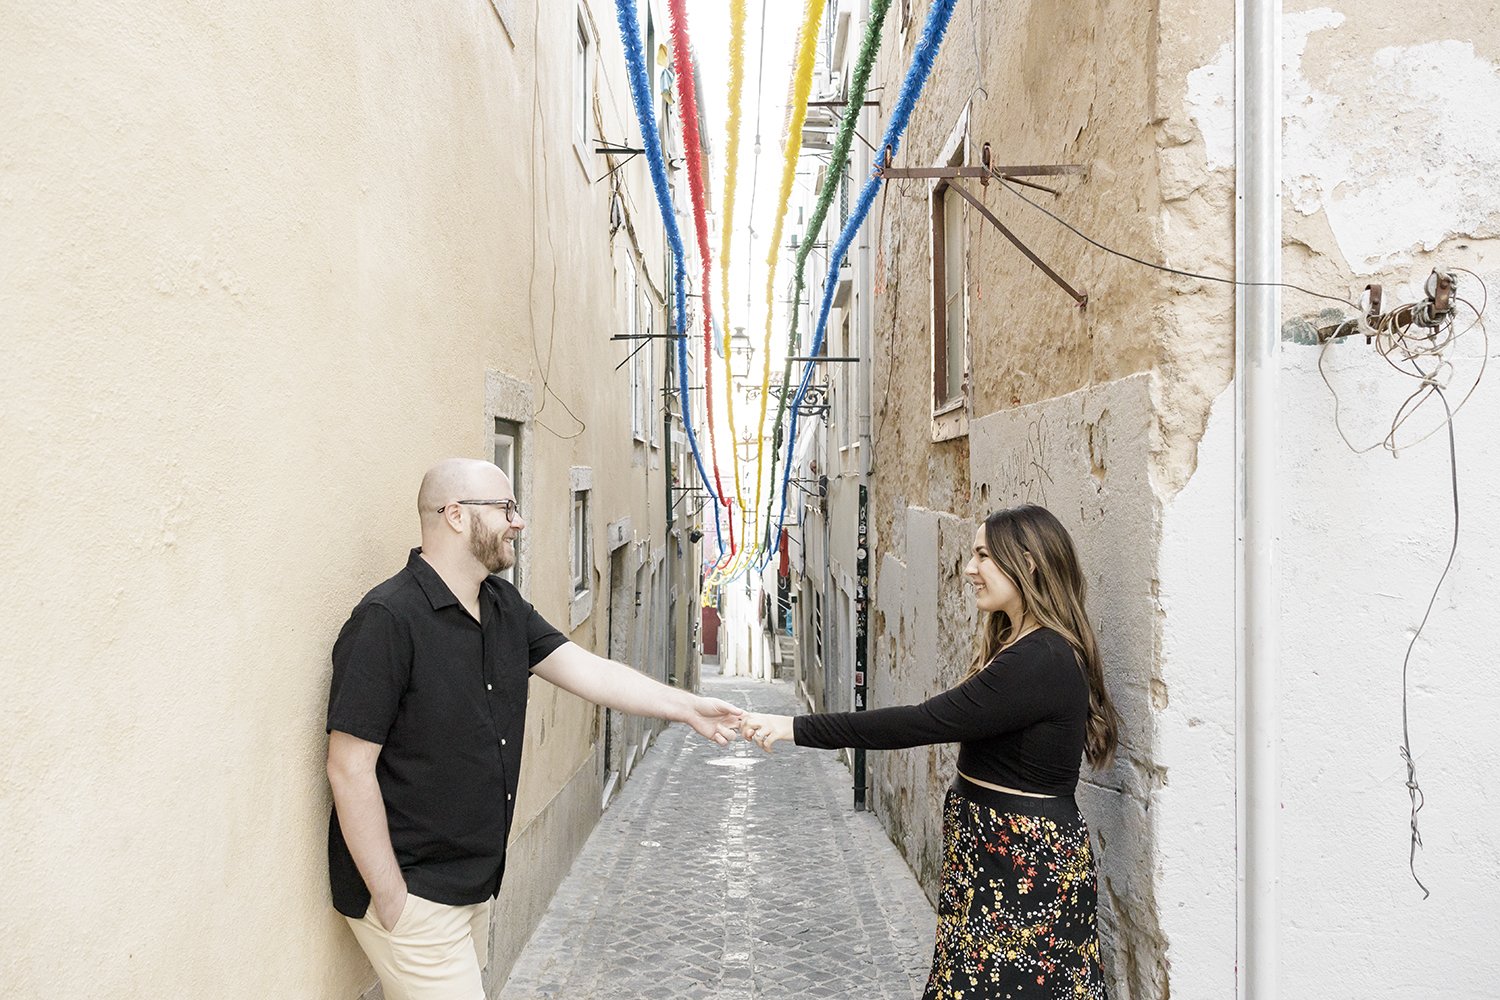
[325,548,568,918]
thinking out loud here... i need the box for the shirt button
[501,738,507,746]
[507,793,513,801]
[486,683,493,691]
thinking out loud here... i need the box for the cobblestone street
[498,665,937,1000]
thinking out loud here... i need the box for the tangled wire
[1319,268,1489,900]
[1318,267,1488,456]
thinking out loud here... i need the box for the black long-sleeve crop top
[792,627,1090,795]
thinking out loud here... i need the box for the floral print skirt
[923,776,1108,1000]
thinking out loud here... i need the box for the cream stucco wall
[3,1,697,996]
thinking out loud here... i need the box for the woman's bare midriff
[958,770,1058,799]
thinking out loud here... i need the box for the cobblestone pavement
[498,666,937,1000]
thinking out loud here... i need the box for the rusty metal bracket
[946,180,1088,309]
[1317,270,1458,343]
[876,144,1087,186]
[873,143,1089,308]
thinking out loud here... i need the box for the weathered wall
[869,377,1167,996]
[863,1,1178,994]
[1,1,689,995]
[1158,334,1500,997]
[864,1,1499,998]
[1154,4,1500,994]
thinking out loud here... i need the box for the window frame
[571,491,590,596]
[931,173,968,412]
[568,466,595,628]
[574,8,593,174]
[492,418,523,586]
[626,257,650,443]
[929,111,971,439]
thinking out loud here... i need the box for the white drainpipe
[1236,0,1281,997]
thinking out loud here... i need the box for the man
[326,458,742,999]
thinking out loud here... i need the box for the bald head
[418,458,512,526]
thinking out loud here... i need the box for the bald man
[325,458,742,1000]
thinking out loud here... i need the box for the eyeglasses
[437,499,522,524]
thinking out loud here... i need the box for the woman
[740,504,1117,999]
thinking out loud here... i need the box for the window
[813,592,824,669]
[571,489,591,596]
[648,296,660,448]
[575,10,592,153]
[568,466,595,627]
[932,158,968,411]
[626,258,651,443]
[493,418,522,585]
[839,314,853,451]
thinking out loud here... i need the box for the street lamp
[729,326,754,382]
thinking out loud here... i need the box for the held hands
[678,697,792,751]
[740,713,794,753]
[685,695,746,746]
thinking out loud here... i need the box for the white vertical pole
[1236,0,1281,997]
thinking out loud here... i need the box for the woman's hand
[740,713,794,753]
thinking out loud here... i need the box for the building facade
[781,1,1500,997]
[3,1,709,996]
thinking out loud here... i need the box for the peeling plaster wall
[1152,391,1238,996]
[1159,347,1500,997]
[866,1,1498,997]
[865,1,1181,993]
[971,377,1166,998]
[869,505,978,896]
[1153,2,1500,996]
[869,377,1167,997]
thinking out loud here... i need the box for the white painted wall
[1158,9,1500,994]
[1159,331,1500,997]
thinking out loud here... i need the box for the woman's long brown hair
[967,504,1120,768]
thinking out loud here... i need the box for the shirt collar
[406,548,462,611]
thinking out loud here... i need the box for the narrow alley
[498,665,937,1000]
[10,1,1500,996]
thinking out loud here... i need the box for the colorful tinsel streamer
[756,0,894,568]
[717,0,749,519]
[708,0,827,590]
[763,0,962,571]
[669,0,734,555]
[610,0,723,555]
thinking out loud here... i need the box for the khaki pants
[346,893,491,1000]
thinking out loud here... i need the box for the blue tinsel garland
[758,0,962,574]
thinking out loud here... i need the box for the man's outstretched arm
[327,731,407,929]
[532,641,743,745]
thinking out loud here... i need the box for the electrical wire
[990,170,1359,310]
[1396,384,1459,901]
[1317,279,1487,455]
[1311,269,1486,898]
[527,4,586,440]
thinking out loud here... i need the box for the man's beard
[470,515,516,573]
